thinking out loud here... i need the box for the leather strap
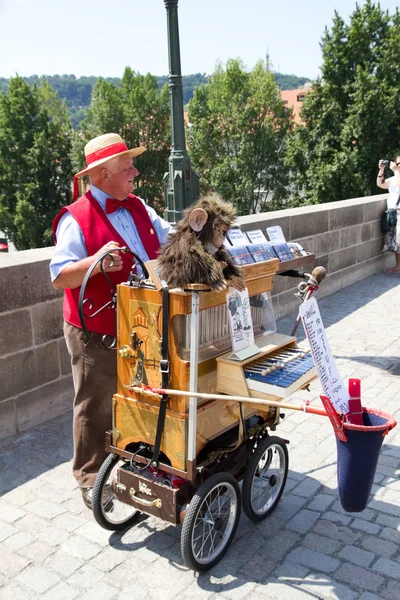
[151,285,170,468]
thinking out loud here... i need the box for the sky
[0,0,399,81]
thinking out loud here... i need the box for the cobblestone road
[1,272,400,600]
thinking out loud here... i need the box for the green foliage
[0,77,73,249]
[273,73,310,90]
[77,68,170,213]
[286,1,400,205]
[0,72,310,130]
[187,59,293,215]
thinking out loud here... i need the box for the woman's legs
[387,252,400,272]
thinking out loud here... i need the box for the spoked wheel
[181,472,241,572]
[242,436,288,521]
[92,454,141,531]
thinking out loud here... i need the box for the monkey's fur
[157,194,241,289]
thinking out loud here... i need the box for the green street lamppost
[163,0,200,223]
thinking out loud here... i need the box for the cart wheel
[92,454,141,531]
[242,436,288,521]
[181,472,241,572]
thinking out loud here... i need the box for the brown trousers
[64,321,116,488]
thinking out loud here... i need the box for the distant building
[281,85,312,125]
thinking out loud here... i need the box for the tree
[0,76,73,249]
[187,59,293,215]
[286,1,400,205]
[76,68,170,214]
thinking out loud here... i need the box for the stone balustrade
[0,193,391,440]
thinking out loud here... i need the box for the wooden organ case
[112,258,316,475]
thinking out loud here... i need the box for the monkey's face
[212,223,229,249]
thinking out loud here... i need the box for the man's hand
[93,241,123,275]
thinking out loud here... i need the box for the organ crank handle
[78,247,149,350]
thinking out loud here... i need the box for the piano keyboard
[243,348,316,398]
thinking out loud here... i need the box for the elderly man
[50,133,172,509]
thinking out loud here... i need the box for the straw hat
[73,133,146,199]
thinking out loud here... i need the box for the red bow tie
[106,197,136,214]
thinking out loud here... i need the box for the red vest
[52,191,160,336]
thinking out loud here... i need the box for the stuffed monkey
[157,194,246,291]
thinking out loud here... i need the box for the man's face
[104,156,139,200]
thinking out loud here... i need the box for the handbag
[381,193,400,233]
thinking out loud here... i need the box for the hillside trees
[286,1,400,205]
[75,68,170,213]
[0,76,73,249]
[187,59,293,215]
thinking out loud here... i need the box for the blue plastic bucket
[336,408,397,512]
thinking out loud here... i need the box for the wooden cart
[85,252,318,571]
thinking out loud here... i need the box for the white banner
[299,297,349,414]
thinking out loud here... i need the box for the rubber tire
[92,453,141,531]
[181,472,241,572]
[242,436,288,522]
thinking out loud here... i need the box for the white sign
[246,229,268,244]
[299,297,349,414]
[227,228,249,247]
[226,289,259,360]
[266,225,286,243]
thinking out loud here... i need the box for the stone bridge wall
[0,194,391,440]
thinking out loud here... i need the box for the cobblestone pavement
[1,272,400,600]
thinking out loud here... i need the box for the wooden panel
[239,258,280,280]
[113,394,187,471]
[196,399,270,454]
[277,253,315,273]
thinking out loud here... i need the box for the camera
[381,159,390,167]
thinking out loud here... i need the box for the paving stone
[380,579,400,600]
[321,511,351,526]
[176,583,215,600]
[77,582,118,600]
[61,536,102,561]
[73,521,114,546]
[35,523,71,547]
[67,564,104,589]
[45,550,84,578]
[351,519,381,535]
[307,493,335,512]
[273,559,310,581]
[216,579,257,600]
[52,513,87,532]
[286,547,340,573]
[0,522,18,543]
[88,547,127,573]
[41,582,80,600]
[338,545,375,568]
[287,509,320,534]
[253,580,317,599]
[335,563,385,592]
[372,557,400,579]
[23,498,67,520]
[359,593,387,600]
[0,548,30,577]
[361,535,398,558]
[380,526,400,545]
[18,540,56,563]
[297,573,358,600]
[0,503,26,523]
[16,565,60,594]
[302,532,341,555]
[0,582,40,600]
